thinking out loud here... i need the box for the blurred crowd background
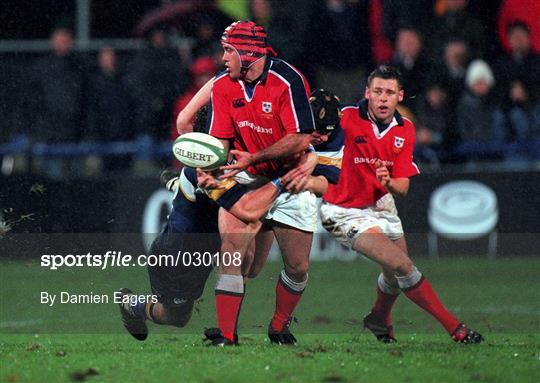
[1,0,539,180]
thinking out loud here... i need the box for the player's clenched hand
[219,150,254,179]
[196,168,223,189]
[375,159,391,187]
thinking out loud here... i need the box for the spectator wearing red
[368,0,393,64]
[170,57,217,142]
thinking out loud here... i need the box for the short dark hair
[507,20,530,35]
[367,65,403,89]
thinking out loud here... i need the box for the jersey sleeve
[313,164,341,184]
[207,79,235,139]
[314,138,344,184]
[203,178,249,211]
[391,128,420,178]
[278,74,315,134]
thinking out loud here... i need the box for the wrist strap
[271,177,284,191]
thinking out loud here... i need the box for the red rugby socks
[398,269,460,334]
[270,270,307,332]
[371,274,400,326]
[215,274,244,341]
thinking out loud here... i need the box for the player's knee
[220,236,240,251]
[394,259,414,276]
[285,263,309,282]
[221,236,248,259]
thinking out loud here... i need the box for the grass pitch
[1,258,539,382]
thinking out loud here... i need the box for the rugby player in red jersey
[205,21,321,346]
[321,66,484,344]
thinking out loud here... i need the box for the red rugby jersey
[323,100,420,208]
[208,57,314,177]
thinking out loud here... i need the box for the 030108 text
[40,251,242,270]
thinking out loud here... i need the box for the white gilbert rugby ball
[172,132,227,170]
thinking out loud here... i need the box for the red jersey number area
[324,104,419,208]
[208,59,313,178]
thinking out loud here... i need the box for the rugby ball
[172,132,227,170]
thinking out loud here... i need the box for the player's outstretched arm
[176,78,213,135]
[250,133,314,164]
[196,167,279,224]
[228,149,319,220]
[220,133,313,178]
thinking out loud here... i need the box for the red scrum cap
[221,20,277,76]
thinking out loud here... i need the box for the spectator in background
[456,60,506,160]
[124,26,189,142]
[497,0,540,54]
[86,47,134,173]
[428,39,470,113]
[267,0,312,80]
[191,14,222,59]
[29,27,86,179]
[170,57,217,142]
[250,0,271,27]
[415,84,454,163]
[382,0,434,42]
[501,80,540,161]
[390,27,431,112]
[307,0,371,103]
[30,27,85,144]
[429,0,486,59]
[492,22,540,104]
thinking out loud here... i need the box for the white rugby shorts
[319,193,404,248]
[265,190,318,232]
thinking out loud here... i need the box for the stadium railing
[1,135,539,169]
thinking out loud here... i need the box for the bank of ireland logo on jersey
[262,101,272,114]
[393,136,405,153]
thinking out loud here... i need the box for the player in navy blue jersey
[118,107,282,342]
